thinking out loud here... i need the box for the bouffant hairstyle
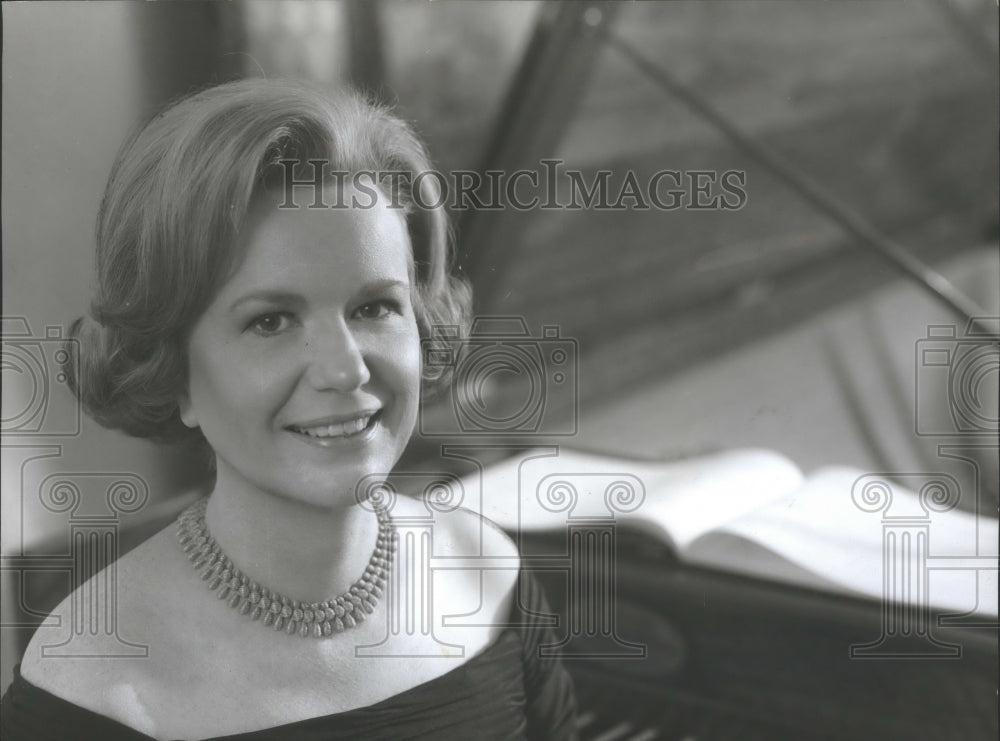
[67,78,470,444]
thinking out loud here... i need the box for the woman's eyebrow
[227,290,304,313]
[358,279,410,295]
[227,281,409,313]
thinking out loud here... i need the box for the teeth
[294,415,372,438]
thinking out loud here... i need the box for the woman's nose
[305,321,371,392]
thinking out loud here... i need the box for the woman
[1,78,577,740]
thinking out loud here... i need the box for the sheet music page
[470,447,805,551]
[686,466,999,615]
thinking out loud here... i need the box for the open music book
[461,448,998,617]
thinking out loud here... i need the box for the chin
[292,463,398,510]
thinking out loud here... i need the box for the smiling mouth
[287,412,380,440]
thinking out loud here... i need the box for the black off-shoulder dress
[1,569,577,741]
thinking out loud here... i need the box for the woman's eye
[248,312,293,336]
[354,300,401,320]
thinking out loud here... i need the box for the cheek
[186,341,292,428]
[185,350,234,433]
[397,325,424,398]
[377,323,422,403]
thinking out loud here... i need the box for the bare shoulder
[395,493,519,559]
[394,494,521,603]
[18,523,191,731]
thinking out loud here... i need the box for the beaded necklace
[176,498,395,638]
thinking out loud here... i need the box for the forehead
[228,186,413,288]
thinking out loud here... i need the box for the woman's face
[179,187,421,509]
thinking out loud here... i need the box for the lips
[286,411,380,440]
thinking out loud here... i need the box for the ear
[177,391,199,429]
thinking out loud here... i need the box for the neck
[202,467,381,605]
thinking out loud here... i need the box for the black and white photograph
[2,1,998,739]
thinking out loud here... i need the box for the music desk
[519,527,998,741]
